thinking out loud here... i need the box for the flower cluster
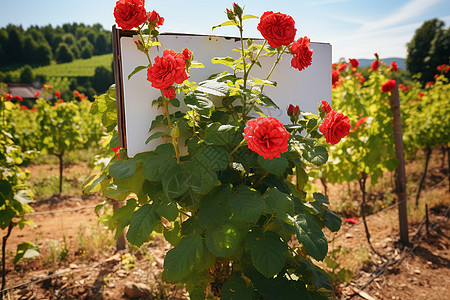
[257,11,314,72]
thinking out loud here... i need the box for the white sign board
[117,33,331,157]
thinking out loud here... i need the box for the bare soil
[1,152,449,299]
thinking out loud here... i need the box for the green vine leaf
[257,156,288,175]
[294,213,328,261]
[128,65,149,80]
[126,204,159,247]
[230,186,267,223]
[163,234,203,281]
[245,228,287,278]
[198,186,232,228]
[212,20,238,31]
[205,221,243,257]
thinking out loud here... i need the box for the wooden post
[389,83,409,245]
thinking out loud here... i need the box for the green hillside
[34,54,113,78]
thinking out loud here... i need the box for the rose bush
[86,2,349,299]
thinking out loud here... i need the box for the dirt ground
[1,155,449,299]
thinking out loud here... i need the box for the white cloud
[360,0,442,31]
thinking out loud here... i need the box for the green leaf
[212,20,238,30]
[299,258,334,294]
[204,123,241,146]
[256,94,279,109]
[198,186,232,228]
[313,192,329,204]
[323,210,342,232]
[257,156,288,175]
[143,155,177,182]
[196,80,229,97]
[163,234,203,281]
[110,198,137,239]
[230,186,266,223]
[128,65,149,80]
[302,146,328,166]
[242,14,259,21]
[126,204,159,247]
[296,165,308,191]
[245,229,287,278]
[156,194,178,221]
[222,275,255,300]
[183,161,218,195]
[189,61,205,69]
[294,214,328,261]
[211,56,236,68]
[109,160,138,180]
[14,242,40,264]
[263,188,294,217]
[251,76,277,87]
[194,145,229,171]
[205,221,242,257]
[163,221,181,247]
[145,131,167,144]
[162,163,190,199]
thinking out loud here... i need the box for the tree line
[0,23,112,67]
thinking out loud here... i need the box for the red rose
[55,91,61,98]
[332,69,339,87]
[349,58,359,69]
[418,92,425,98]
[243,116,290,159]
[20,105,28,110]
[360,76,365,83]
[338,62,348,72]
[146,49,190,89]
[425,81,434,88]
[389,61,398,72]
[437,64,447,72]
[34,91,40,98]
[319,110,351,145]
[162,87,176,99]
[290,36,313,71]
[320,100,332,114]
[370,60,379,71]
[14,95,23,102]
[147,10,164,28]
[182,48,192,61]
[31,107,37,111]
[257,11,297,48]
[287,104,300,116]
[381,79,396,93]
[114,0,147,31]
[4,93,13,101]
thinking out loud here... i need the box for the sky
[1,0,449,62]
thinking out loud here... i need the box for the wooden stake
[389,83,409,245]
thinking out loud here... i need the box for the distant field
[34,54,113,77]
